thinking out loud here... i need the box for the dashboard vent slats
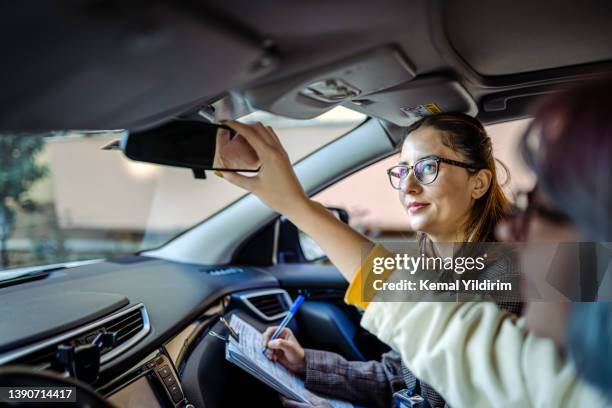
[240,289,292,321]
[115,323,145,344]
[98,308,145,353]
[1,304,150,368]
[250,297,286,316]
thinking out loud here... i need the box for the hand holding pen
[261,295,307,375]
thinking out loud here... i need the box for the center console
[103,350,189,408]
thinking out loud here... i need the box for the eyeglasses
[387,155,478,189]
[507,187,572,240]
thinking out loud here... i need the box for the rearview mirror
[110,120,260,174]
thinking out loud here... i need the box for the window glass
[0,107,366,272]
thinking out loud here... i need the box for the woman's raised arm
[219,121,372,282]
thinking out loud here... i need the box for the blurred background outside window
[0,107,365,271]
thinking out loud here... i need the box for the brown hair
[406,113,511,242]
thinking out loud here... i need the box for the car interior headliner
[1,0,611,131]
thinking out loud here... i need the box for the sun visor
[343,76,478,126]
[0,3,276,131]
[245,46,415,119]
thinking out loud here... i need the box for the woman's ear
[471,169,492,199]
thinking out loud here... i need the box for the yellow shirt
[344,245,607,407]
[343,244,392,309]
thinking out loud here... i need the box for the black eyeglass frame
[386,155,479,189]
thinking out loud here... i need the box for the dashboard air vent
[93,307,145,355]
[0,304,150,367]
[240,289,292,321]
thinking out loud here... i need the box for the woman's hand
[216,121,310,216]
[217,120,371,284]
[213,127,260,170]
[262,326,306,376]
[279,395,333,408]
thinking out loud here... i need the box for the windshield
[0,107,366,274]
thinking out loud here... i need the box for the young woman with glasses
[338,78,612,407]
[218,113,520,408]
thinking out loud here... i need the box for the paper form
[228,315,352,408]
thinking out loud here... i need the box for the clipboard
[223,315,352,408]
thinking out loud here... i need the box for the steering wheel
[0,365,113,408]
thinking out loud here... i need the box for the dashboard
[106,353,181,407]
[0,255,354,407]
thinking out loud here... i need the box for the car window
[0,107,366,272]
[312,118,534,239]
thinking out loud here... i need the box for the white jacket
[360,301,608,408]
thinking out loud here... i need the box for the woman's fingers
[218,127,232,146]
[277,327,294,340]
[213,128,231,168]
[254,121,276,146]
[222,120,270,157]
[262,326,278,346]
[262,327,293,346]
[271,349,283,362]
[267,126,283,146]
[267,338,298,356]
[215,120,307,214]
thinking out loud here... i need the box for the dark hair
[406,113,511,242]
[520,77,612,241]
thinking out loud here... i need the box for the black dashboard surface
[0,291,128,352]
[0,256,277,372]
[0,254,348,384]
[265,263,348,290]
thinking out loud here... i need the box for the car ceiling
[1,0,611,131]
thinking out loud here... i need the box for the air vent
[0,304,150,367]
[85,307,145,359]
[240,289,292,321]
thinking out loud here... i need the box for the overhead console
[345,76,478,126]
[245,46,415,119]
[345,75,478,126]
[245,44,478,127]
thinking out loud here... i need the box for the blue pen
[262,295,305,354]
